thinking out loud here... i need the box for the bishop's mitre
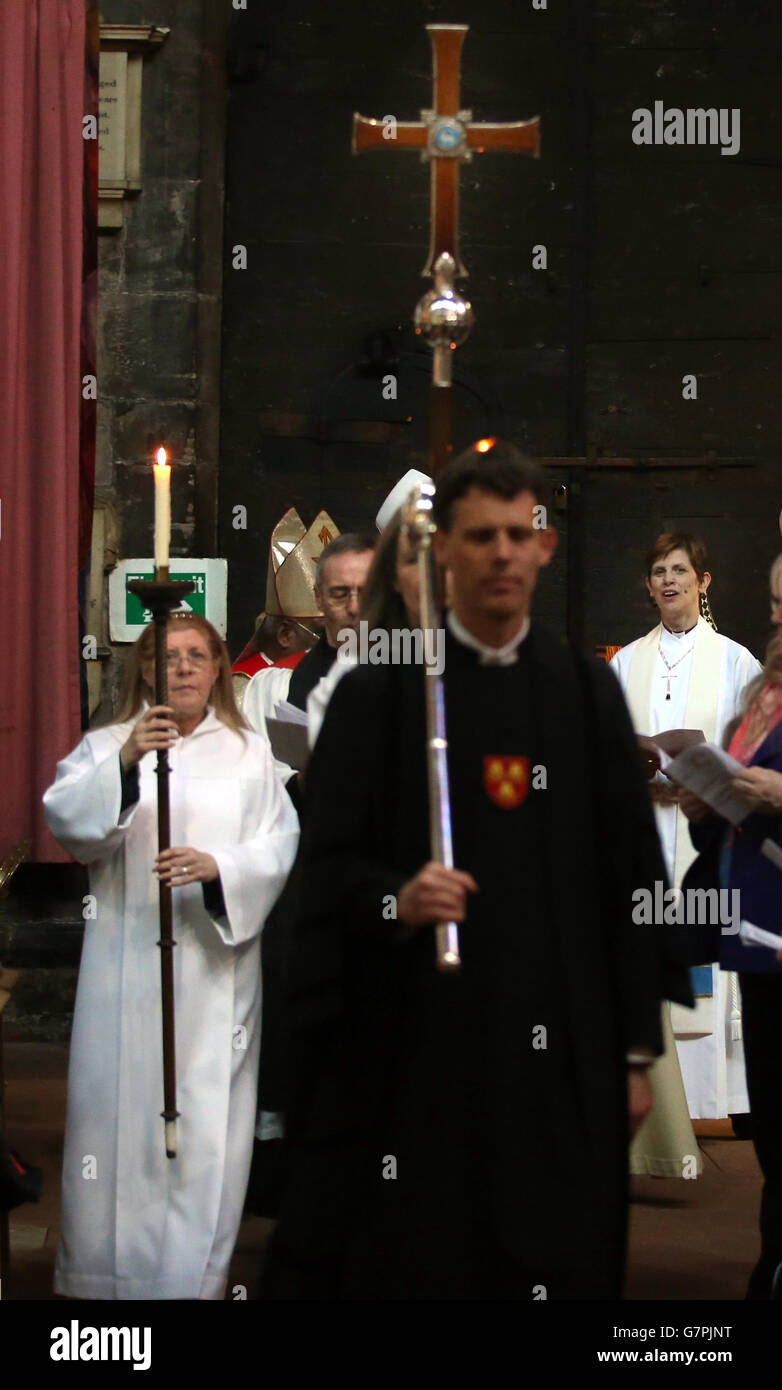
[265,507,340,619]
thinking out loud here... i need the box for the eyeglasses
[164,649,212,668]
[325,586,364,607]
[291,620,321,641]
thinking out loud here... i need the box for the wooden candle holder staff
[127,576,195,1159]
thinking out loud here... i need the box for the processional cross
[352,28,539,973]
[352,23,540,475]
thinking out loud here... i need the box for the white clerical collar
[661,620,698,642]
[447,610,531,666]
[135,702,220,739]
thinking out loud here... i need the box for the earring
[700,590,718,632]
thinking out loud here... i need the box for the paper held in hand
[266,700,310,772]
[662,742,749,825]
[650,728,705,758]
[637,728,704,779]
[739,918,782,952]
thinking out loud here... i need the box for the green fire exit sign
[109,559,228,641]
[124,571,207,624]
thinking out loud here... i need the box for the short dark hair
[255,612,301,648]
[315,532,376,588]
[433,439,551,531]
[646,533,710,582]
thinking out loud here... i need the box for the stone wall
[94,0,228,717]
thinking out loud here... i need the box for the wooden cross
[352,24,540,279]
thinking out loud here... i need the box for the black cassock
[266,624,692,1300]
[258,630,337,1107]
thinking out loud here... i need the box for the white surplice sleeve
[715,640,763,744]
[207,737,299,947]
[43,729,137,864]
[734,645,763,701]
[608,642,634,693]
[242,665,296,782]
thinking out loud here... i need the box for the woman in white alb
[611,535,760,1167]
[44,615,299,1299]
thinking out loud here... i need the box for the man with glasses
[243,533,376,788]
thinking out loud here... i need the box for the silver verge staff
[405,482,461,971]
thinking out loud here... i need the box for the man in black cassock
[265,441,692,1300]
[246,533,377,1214]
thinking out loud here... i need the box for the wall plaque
[98,24,169,229]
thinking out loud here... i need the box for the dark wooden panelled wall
[219,0,782,659]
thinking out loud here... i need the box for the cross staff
[352,23,540,473]
[353,24,540,279]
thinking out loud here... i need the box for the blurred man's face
[433,487,556,630]
[315,549,374,646]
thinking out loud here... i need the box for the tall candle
[153,447,171,576]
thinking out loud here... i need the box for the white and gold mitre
[265,507,340,618]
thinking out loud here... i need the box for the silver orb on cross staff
[414,252,474,388]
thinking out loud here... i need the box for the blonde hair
[112,613,249,736]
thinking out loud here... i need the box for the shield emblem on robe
[483,756,530,809]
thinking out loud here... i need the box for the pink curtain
[0,0,87,861]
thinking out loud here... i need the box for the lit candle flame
[475,437,496,453]
[155,447,168,470]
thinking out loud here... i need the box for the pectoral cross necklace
[658,639,695,699]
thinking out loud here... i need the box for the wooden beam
[256,411,404,444]
[538,455,755,470]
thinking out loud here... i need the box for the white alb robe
[243,665,296,781]
[43,711,299,1299]
[611,620,761,1117]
